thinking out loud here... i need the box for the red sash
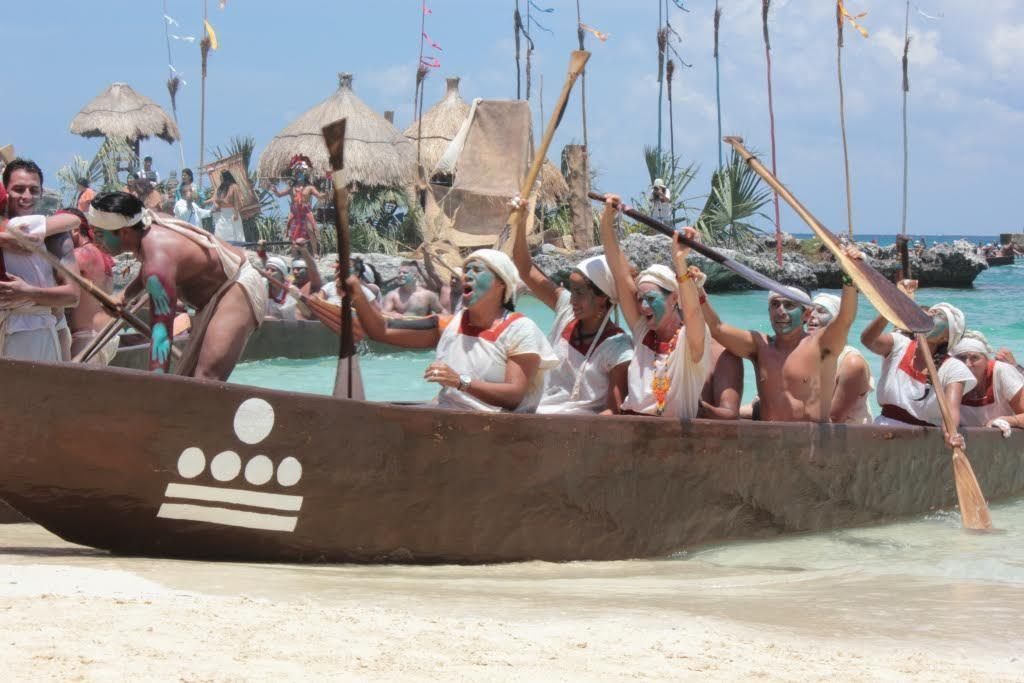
[458,312,524,342]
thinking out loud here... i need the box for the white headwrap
[769,285,810,305]
[636,264,678,295]
[291,258,307,270]
[812,293,841,320]
[949,330,992,357]
[574,256,618,303]
[87,206,153,231]
[464,248,522,304]
[265,256,290,277]
[927,302,965,349]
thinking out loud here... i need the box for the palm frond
[695,150,772,249]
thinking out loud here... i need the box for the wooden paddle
[260,269,342,334]
[723,136,991,530]
[322,118,366,400]
[0,144,14,164]
[724,136,932,333]
[494,50,590,254]
[5,230,180,359]
[587,191,814,307]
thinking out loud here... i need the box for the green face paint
[464,260,495,306]
[770,299,805,334]
[926,313,948,342]
[639,288,669,326]
[96,229,124,254]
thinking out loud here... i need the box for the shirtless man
[807,292,874,424]
[698,340,744,420]
[700,251,861,422]
[88,191,266,380]
[0,159,80,361]
[382,261,442,317]
[61,208,118,364]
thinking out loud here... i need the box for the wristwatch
[458,374,472,391]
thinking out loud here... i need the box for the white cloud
[987,23,1024,72]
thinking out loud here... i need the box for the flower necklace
[651,328,681,416]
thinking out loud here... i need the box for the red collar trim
[641,328,677,355]
[962,360,995,407]
[562,318,624,355]
[897,338,930,384]
[458,312,524,342]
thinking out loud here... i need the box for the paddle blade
[333,355,365,400]
[952,447,993,530]
[0,144,13,163]
[322,119,346,172]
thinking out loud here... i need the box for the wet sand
[1,524,1021,681]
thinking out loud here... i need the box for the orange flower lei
[651,329,681,416]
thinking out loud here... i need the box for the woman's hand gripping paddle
[723,135,991,531]
[322,118,366,400]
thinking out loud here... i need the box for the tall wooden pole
[762,0,783,267]
[901,0,911,237]
[199,0,208,189]
[837,2,855,238]
[713,1,723,169]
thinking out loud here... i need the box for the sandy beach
[1,523,1020,682]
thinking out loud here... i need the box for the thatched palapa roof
[404,77,470,174]
[538,159,569,206]
[69,82,180,144]
[257,73,415,188]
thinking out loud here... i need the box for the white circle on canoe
[245,455,274,486]
[211,451,242,482]
[277,457,302,487]
[233,398,275,445]
[177,447,205,479]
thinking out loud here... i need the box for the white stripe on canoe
[163,483,302,511]
[157,503,298,532]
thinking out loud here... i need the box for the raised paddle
[723,136,992,531]
[724,136,932,333]
[494,50,590,254]
[586,191,815,307]
[322,118,366,400]
[5,230,181,359]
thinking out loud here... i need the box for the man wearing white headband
[862,280,974,446]
[88,191,266,380]
[598,194,710,419]
[512,208,633,413]
[951,330,1024,438]
[806,292,874,424]
[382,260,443,318]
[700,247,863,423]
[344,247,559,413]
[261,255,296,321]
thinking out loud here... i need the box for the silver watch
[458,374,472,391]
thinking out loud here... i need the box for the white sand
[1,525,1021,681]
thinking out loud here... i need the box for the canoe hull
[1,358,1023,563]
[986,255,1015,267]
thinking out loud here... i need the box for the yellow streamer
[204,20,219,50]
[838,1,869,38]
[579,23,610,42]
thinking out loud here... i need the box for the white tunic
[874,333,976,427]
[3,234,58,334]
[213,210,246,243]
[836,345,875,425]
[434,310,559,413]
[620,318,712,419]
[959,360,1024,427]
[537,290,633,415]
[264,292,297,321]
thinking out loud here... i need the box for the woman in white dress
[950,331,1024,437]
[347,248,558,412]
[206,170,246,243]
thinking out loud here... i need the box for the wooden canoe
[1,357,1022,562]
[985,255,1015,267]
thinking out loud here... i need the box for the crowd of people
[2,156,1023,442]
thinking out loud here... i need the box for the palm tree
[631,145,699,227]
[55,137,137,205]
[695,150,772,250]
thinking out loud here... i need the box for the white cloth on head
[463,248,521,304]
[636,264,677,295]
[873,333,976,427]
[620,317,712,418]
[769,285,809,304]
[87,206,152,231]
[265,257,289,277]
[291,259,307,270]
[959,360,1024,428]
[949,330,992,357]
[434,310,559,413]
[574,256,618,303]
[927,302,965,349]
[537,289,633,415]
[213,209,246,243]
[812,293,841,320]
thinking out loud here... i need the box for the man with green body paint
[699,245,864,423]
[382,260,443,317]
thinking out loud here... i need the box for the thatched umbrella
[538,160,569,207]
[404,77,470,174]
[258,73,415,188]
[69,82,180,155]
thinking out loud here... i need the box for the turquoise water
[232,259,1024,406]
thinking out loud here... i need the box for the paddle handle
[497,50,590,252]
[915,332,992,530]
[331,180,355,360]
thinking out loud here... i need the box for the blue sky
[3,1,1022,236]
